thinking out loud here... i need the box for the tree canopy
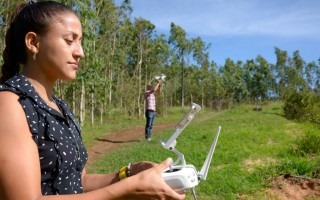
[0,0,319,125]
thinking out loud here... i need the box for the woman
[0,1,185,199]
[144,80,162,141]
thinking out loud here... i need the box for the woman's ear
[25,32,39,54]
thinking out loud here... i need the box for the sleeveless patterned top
[0,74,88,195]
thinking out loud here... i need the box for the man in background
[144,80,162,141]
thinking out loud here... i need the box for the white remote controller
[162,165,199,190]
[160,103,221,199]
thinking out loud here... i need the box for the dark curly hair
[0,1,77,83]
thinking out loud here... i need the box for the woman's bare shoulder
[0,90,19,97]
[0,91,28,132]
[0,91,21,112]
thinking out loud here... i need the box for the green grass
[83,102,320,200]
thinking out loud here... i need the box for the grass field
[84,102,320,199]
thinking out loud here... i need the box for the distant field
[84,102,320,199]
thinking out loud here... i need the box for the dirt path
[87,122,175,165]
[86,111,219,164]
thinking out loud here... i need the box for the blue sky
[114,0,320,66]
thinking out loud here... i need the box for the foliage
[290,131,320,156]
[0,1,319,126]
[283,89,320,122]
[243,56,274,102]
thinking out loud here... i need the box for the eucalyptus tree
[254,55,274,101]
[146,34,171,115]
[165,55,181,106]
[274,47,290,99]
[305,61,320,92]
[191,36,211,108]
[148,34,171,78]
[112,0,136,113]
[0,0,22,70]
[196,60,224,109]
[68,0,103,126]
[219,59,246,106]
[275,49,309,100]
[168,23,192,107]
[183,65,201,105]
[208,61,224,110]
[94,0,121,123]
[243,56,274,102]
[291,50,308,91]
[276,49,317,121]
[233,61,247,103]
[130,17,155,116]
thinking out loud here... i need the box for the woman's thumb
[157,157,173,171]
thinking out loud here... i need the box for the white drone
[154,74,166,82]
[160,103,221,200]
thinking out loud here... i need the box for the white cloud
[114,0,320,65]
[127,0,320,39]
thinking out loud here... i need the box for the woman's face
[147,84,153,90]
[36,13,84,81]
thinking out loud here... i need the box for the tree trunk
[137,33,143,118]
[72,88,76,115]
[181,51,185,107]
[91,92,94,126]
[80,79,85,126]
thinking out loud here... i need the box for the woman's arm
[81,168,119,192]
[82,161,155,192]
[153,80,161,93]
[0,91,44,200]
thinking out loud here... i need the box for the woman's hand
[130,161,156,176]
[123,158,186,200]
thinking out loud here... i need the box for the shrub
[291,133,320,156]
[283,90,319,122]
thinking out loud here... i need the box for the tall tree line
[1,0,319,126]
